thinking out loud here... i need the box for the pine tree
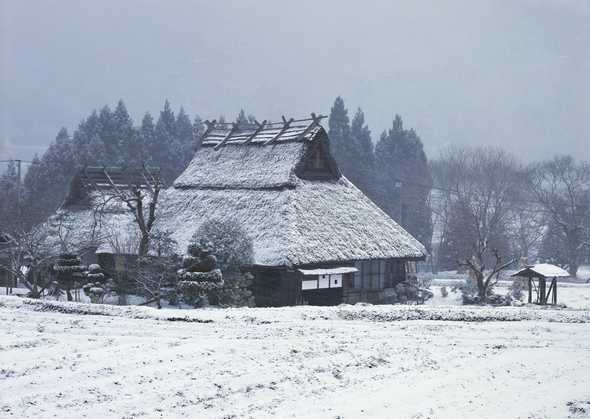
[24,127,76,223]
[112,100,135,166]
[349,108,375,196]
[72,111,101,166]
[328,97,353,171]
[328,98,379,200]
[192,115,205,151]
[374,115,433,250]
[139,112,156,166]
[98,105,116,158]
[0,161,20,230]
[154,100,178,183]
[175,107,195,168]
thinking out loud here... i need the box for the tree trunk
[568,260,578,278]
[138,233,149,257]
[477,277,487,302]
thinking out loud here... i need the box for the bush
[510,277,527,300]
[440,286,448,298]
[192,219,255,307]
[193,219,253,274]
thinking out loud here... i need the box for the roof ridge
[201,114,326,148]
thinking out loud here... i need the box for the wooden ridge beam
[214,122,240,150]
[294,113,327,142]
[264,116,295,145]
[243,119,268,144]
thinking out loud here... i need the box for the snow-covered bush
[193,219,253,274]
[380,277,433,305]
[460,277,512,306]
[510,277,527,300]
[191,219,255,307]
[53,253,85,301]
[177,240,223,307]
[82,264,107,304]
[131,255,179,309]
[440,286,448,298]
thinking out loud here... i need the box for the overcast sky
[1,0,589,163]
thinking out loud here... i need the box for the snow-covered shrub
[440,286,448,298]
[417,275,432,289]
[132,255,179,309]
[460,277,512,306]
[53,253,85,301]
[82,264,107,304]
[510,277,527,300]
[383,278,433,305]
[193,219,253,274]
[177,240,224,307]
[213,272,255,307]
[458,277,482,304]
[191,219,255,307]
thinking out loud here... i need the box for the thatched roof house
[51,116,426,306]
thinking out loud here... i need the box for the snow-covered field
[1,296,590,418]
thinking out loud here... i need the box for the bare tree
[433,146,518,301]
[508,202,546,264]
[528,156,590,276]
[131,231,178,309]
[0,226,56,298]
[84,167,162,256]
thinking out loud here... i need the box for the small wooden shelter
[511,263,570,305]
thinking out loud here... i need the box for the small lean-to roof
[512,263,570,279]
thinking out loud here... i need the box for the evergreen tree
[112,100,135,165]
[97,105,116,158]
[328,98,377,198]
[192,115,205,151]
[175,107,195,168]
[235,109,256,129]
[19,99,202,227]
[24,128,76,222]
[328,97,354,172]
[139,112,156,166]
[0,161,20,230]
[236,109,249,129]
[154,100,178,183]
[349,108,375,196]
[374,115,433,250]
[72,111,101,166]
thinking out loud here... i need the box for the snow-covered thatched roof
[52,116,426,267]
[512,263,570,279]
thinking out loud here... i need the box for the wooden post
[539,278,546,305]
[552,278,557,305]
[528,276,532,304]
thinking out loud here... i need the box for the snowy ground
[1,296,590,418]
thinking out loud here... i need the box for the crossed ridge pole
[202,113,327,146]
[243,119,268,144]
[264,116,295,145]
[214,122,240,150]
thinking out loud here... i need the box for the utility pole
[15,159,22,220]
